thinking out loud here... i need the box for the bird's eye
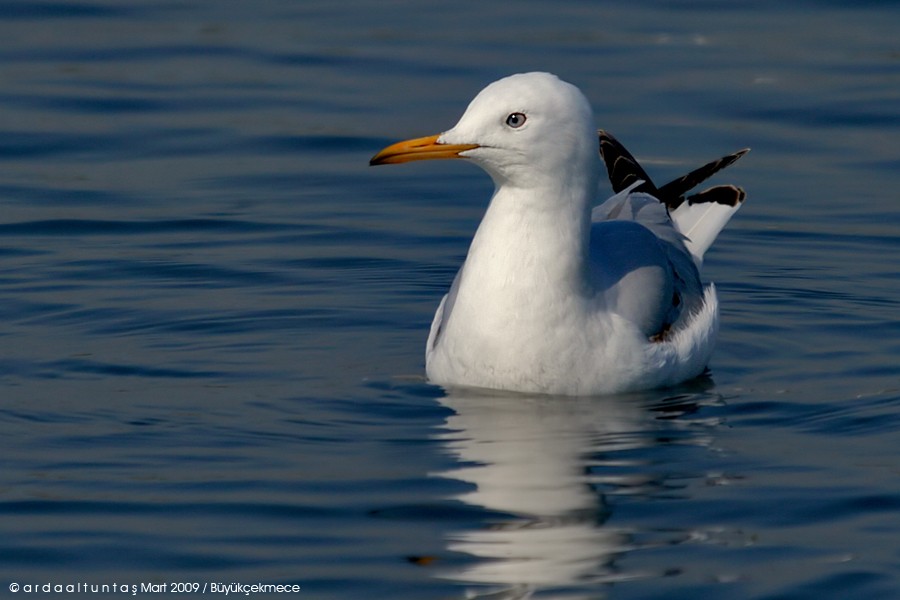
[505,112,527,128]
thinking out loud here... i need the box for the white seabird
[371,72,748,396]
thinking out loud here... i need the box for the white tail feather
[670,201,741,267]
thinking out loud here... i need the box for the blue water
[1,1,898,599]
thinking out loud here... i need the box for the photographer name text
[9,582,302,596]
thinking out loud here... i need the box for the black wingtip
[686,184,747,207]
[598,130,749,210]
[659,147,750,209]
[598,130,659,196]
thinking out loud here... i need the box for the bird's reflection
[430,386,719,599]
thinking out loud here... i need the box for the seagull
[370,72,748,396]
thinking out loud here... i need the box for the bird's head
[371,72,599,191]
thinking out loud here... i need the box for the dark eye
[505,112,527,128]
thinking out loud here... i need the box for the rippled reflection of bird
[371,72,748,395]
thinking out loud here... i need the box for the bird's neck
[433,172,599,373]
[459,177,595,307]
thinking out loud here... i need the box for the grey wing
[426,268,462,355]
[594,130,748,337]
[591,191,703,340]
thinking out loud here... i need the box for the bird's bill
[369,134,479,165]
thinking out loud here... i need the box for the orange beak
[369,134,479,166]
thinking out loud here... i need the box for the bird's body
[371,72,748,396]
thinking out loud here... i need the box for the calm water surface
[1,1,898,599]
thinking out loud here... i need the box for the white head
[371,72,600,194]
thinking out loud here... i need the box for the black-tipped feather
[598,130,659,196]
[684,184,746,208]
[598,129,749,210]
[659,150,749,209]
